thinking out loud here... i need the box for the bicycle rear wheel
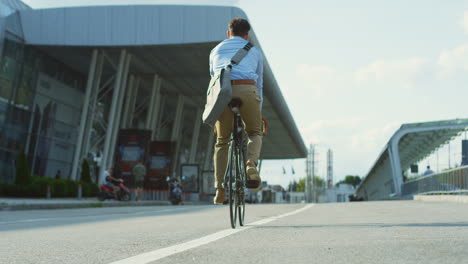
[227,144,237,229]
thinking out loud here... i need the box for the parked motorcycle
[167,177,183,205]
[97,179,131,201]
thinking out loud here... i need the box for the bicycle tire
[227,144,237,229]
[237,144,246,226]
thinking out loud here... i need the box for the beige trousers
[214,84,262,189]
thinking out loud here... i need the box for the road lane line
[110,204,314,264]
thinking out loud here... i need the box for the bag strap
[229,42,253,66]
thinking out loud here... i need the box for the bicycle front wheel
[237,144,246,226]
[227,144,237,229]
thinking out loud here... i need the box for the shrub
[81,159,92,183]
[15,150,31,186]
[52,180,67,197]
[1,176,98,198]
[65,180,78,197]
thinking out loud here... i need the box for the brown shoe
[213,188,225,205]
[246,162,261,190]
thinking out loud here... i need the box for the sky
[22,0,468,188]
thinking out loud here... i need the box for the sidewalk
[0,197,208,211]
[414,194,468,204]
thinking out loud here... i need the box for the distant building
[289,192,305,203]
[326,183,355,203]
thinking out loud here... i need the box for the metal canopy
[20,4,307,159]
[357,118,468,200]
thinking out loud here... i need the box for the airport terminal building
[0,0,306,193]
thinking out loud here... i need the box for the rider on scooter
[103,168,122,199]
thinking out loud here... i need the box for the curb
[0,200,210,211]
[414,195,468,204]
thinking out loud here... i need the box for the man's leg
[235,85,262,188]
[213,106,233,204]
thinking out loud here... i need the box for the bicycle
[223,98,247,229]
[223,98,268,229]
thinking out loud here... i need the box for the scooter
[167,177,183,205]
[97,179,131,201]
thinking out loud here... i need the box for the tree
[15,149,31,185]
[297,178,305,192]
[291,176,324,192]
[336,175,361,188]
[313,176,325,188]
[288,180,298,192]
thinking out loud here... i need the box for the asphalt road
[1,201,468,264]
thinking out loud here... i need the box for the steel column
[121,75,135,129]
[188,108,202,163]
[171,95,185,177]
[99,50,126,184]
[203,131,215,171]
[82,53,104,159]
[171,95,185,141]
[145,76,156,129]
[108,54,132,166]
[70,49,98,181]
[150,76,162,140]
[128,77,141,128]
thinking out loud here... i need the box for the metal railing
[401,166,468,195]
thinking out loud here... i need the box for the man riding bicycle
[209,17,263,205]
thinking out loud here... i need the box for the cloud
[463,11,468,34]
[355,58,431,89]
[350,122,400,152]
[438,44,468,77]
[295,64,340,96]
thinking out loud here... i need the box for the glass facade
[0,33,85,183]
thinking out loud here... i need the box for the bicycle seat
[229,98,242,109]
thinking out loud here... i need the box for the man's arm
[209,50,214,77]
[255,49,264,109]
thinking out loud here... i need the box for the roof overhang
[357,118,468,199]
[17,5,307,159]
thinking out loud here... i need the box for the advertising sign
[147,141,175,190]
[114,129,151,188]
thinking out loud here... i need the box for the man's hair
[228,17,251,37]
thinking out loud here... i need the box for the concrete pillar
[171,95,185,177]
[99,50,126,184]
[154,96,166,141]
[121,75,135,129]
[128,77,141,128]
[188,108,202,163]
[82,53,104,158]
[108,54,132,167]
[71,49,98,181]
[149,76,162,140]
[171,95,185,141]
[203,131,215,170]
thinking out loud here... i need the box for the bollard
[77,184,82,200]
[47,185,51,199]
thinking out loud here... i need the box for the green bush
[79,182,99,197]
[30,176,54,197]
[81,159,92,183]
[52,180,67,197]
[66,180,78,197]
[15,150,31,186]
[0,176,99,198]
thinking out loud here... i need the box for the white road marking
[110,204,314,264]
